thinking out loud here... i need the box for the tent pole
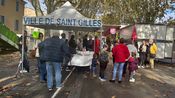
[15,30,24,77]
[21,30,24,74]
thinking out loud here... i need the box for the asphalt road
[55,65,175,98]
[0,53,175,98]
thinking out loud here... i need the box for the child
[91,53,98,77]
[99,44,109,81]
[128,52,138,82]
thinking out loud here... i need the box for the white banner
[23,17,102,28]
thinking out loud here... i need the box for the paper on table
[68,51,94,67]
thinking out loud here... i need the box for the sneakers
[138,66,141,68]
[109,80,115,83]
[99,77,106,82]
[20,70,27,73]
[118,81,122,83]
[48,85,62,91]
[141,66,145,68]
[129,78,135,82]
[109,80,122,83]
[48,88,53,91]
[65,67,71,71]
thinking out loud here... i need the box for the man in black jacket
[39,32,70,91]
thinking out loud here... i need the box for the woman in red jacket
[110,38,130,83]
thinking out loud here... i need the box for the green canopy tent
[0,23,19,52]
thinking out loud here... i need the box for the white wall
[120,24,174,59]
[165,43,173,58]
[166,27,174,41]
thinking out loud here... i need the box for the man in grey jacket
[39,32,70,91]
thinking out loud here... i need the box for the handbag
[150,54,156,58]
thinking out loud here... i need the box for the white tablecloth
[68,51,94,67]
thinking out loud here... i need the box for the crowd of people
[18,30,158,91]
[91,38,158,83]
[33,32,101,91]
[139,39,158,69]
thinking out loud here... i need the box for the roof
[48,2,90,20]
[24,1,102,32]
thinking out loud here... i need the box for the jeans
[92,67,96,75]
[99,61,108,79]
[46,62,62,89]
[112,62,125,81]
[39,61,47,81]
[140,52,146,66]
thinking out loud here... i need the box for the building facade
[24,7,45,51]
[24,7,44,34]
[0,0,25,34]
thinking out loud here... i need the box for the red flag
[131,25,137,41]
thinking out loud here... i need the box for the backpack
[99,51,108,62]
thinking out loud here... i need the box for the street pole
[21,30,24,74]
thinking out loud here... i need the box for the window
[14,20,19,31]
[16,0,19,11]
[0,0,5,6]
[0,15,5,24]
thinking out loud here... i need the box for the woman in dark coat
[69,35,77,54]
